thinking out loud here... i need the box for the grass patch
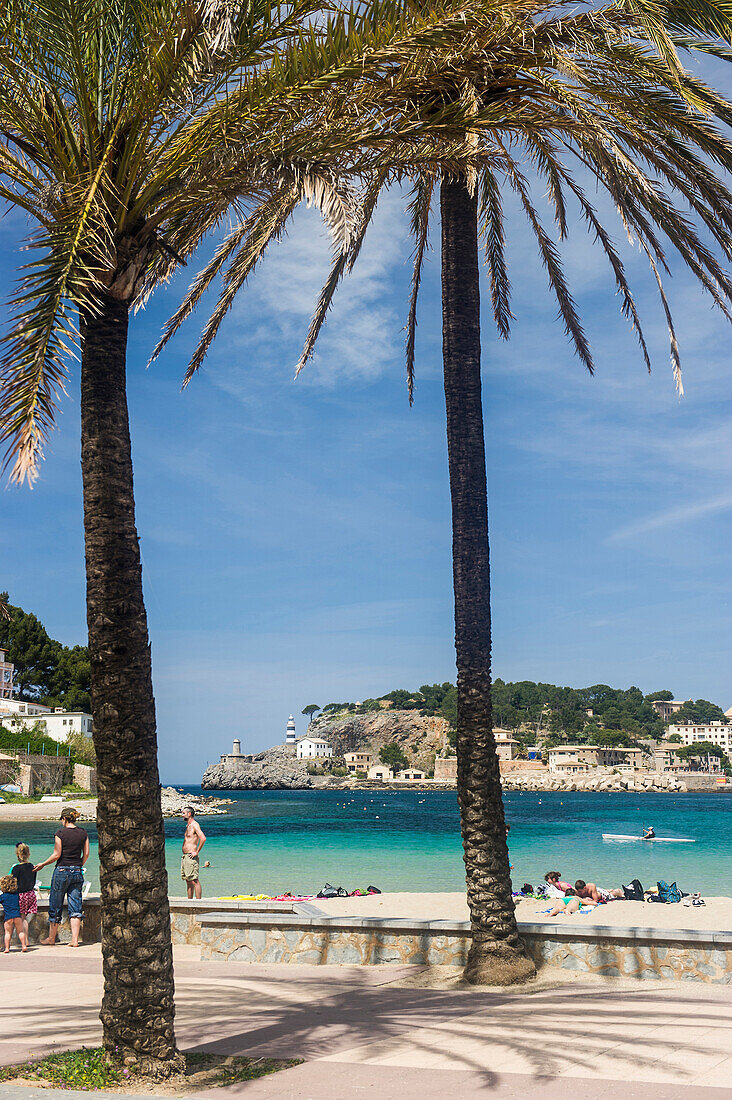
[0,1048,301,1092]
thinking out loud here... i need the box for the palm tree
[176,0,732,985]
[0,0,501,1068]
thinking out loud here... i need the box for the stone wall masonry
[73,763,97,792]
[199,909,732,984]
[23,895,731,985]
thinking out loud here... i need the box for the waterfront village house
[344,751,373,774]
[399,768,426,780]
[0,647,13,699]
[368,764,394,780]
[0,698,93,743]
[548,745,644,774]
[651,698,692,721]
[296,736,333,760]
[654,747,721,774]
[666,722,731,754]
[434,729,518,781]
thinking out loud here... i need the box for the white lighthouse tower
[286,715,296,745]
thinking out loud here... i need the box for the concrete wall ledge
[198,909,732,947]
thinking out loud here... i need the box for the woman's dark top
[11,862,36,893]
[55,826,88,867]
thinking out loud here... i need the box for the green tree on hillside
[379,743,408,772]
[0,596,91,710]
[302,704,321,724]
[670,700,728,724]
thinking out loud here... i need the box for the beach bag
[657,880,681,904]
[367,885,381,894]
[521,884,534,896]
[621,878,644,902]
[317,883,339,899]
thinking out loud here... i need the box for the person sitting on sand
[547,889,597,917]
[11,843,37,940]
[574,879,624,904]
[1,874,28,953]
[544,871,572,898]
[643,825,656,840]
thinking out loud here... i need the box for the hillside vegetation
[306,680,729,751]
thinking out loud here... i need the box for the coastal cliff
[307,708,450,772]
[201,709,451,789]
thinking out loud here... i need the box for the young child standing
[12,843,37,941]
[0,874,28,952]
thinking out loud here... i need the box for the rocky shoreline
[160,787,235,816]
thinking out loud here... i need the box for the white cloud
[608,492,732,543]
[212,189,414,389]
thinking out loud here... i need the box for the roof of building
[296,736,331,745]
[548,744,643,753]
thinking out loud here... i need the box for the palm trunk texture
[80,294,181,1072]
[440,176,536,985]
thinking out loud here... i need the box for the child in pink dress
[11,843,38,941]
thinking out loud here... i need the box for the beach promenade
[0,944,730,1098]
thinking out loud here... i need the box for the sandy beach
[0,799,96,820]
[319,890,732,932]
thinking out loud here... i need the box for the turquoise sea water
[2,788,730,898]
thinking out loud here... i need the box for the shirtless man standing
[181,808,206,899]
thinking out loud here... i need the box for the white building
[296,736,332,759]
[666,722,731,753]
[547,745,645,774]
[368,764,393,780]
[0,703,93,743]
[0,647,13,700]
[398,768,426,780]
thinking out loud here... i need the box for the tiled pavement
[0,945,730,1097]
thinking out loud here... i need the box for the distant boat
[602,833,695,843]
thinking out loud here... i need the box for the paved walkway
[0,946,730,1097]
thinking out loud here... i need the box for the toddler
[1,874,28,952]
[12,843,37,940]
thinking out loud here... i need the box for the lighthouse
[286,715,296,745]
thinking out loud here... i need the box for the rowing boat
[601,833,695,843]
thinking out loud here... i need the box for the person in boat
[642,826,656,840]
[574,879,623,903]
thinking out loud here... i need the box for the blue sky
[2,102,732,783]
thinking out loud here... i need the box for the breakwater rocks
[160,787,235,815]
[501,772,690,794]
[201,745,316,790]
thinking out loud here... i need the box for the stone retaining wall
[199,908,732,984]
[25,896,731,985]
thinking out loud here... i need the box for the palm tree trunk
[80,293,181,1073]
[440,175,535,986]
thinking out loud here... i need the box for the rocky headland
[201,745,321,790]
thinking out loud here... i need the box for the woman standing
[34,807,90,947]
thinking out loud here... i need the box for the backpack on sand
[621,878,644,902]
[657,880,681,903]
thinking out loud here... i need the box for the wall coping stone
[198,908,732,947]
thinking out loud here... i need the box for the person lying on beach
[546,889,597,917]
[574,879,623,903]
[544,871,572,898]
